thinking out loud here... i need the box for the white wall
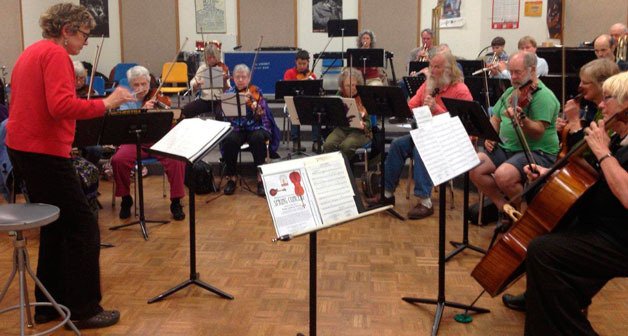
[21,0,121,78]
[177,0,239,53]
[421,0,558,60]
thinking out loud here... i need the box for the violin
[144,88,171,109]
[239,84,264,118]
[507,79,540,170]
[289,171,305,207]
[508,80,538,113]
[295,70,315,80]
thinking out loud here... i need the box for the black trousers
[8,148,102,320]
[221,129,269,176]
[525,226,628,335]
[181,99,222,119]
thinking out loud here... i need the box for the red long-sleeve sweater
[6,40,106,158]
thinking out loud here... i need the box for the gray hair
[337,67,364,88]
[357,29,376,48]
[73,61,86,76]
[233,64,250,75]
[421,28,434,37]
[510,51,537,69]
[204,43,222,61]
[126,65,151,82]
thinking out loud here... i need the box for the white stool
[0,203,80,335]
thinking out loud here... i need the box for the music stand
[408,61,429,76]
[292,96,349,153]
[440,98,501,262]
[458,60,484,77]
[403,76,426,98]
[102,112,174,240]
[464,77,511,111]
[346,48,385,76]
[356,85,411,220]
[327,19,358,66]
[199,66,225,116]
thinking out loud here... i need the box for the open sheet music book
[220,92,248,117]
[149,118,232,164]
[285,96,362,128]
[409,112,480,186]
[260,152,391,240]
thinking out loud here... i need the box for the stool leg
[19,256,34,328]
[22,245,80,335]
[0,248,18,303]
[17,246,29,334]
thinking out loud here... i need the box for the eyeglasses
[77,30,90,41]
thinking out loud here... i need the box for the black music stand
[102,112,174,240]
[408,61,429,76]
[356,85,411,220]
[200,66,225,116]
[458,60,484,77]
[292,95,349,154]
[464,77,511,111]
[441,98,501,262]
[403,76,426,98]
[327,19,358,66]
[147,120,234,304]
[346,48,385,76]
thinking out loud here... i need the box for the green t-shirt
[493,80,560,155]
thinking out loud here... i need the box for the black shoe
[35,311,60,324]
[170,199,185,221]
[365,194,395,206]
[292,142,306,153]
[257,181,265,197]
[66,310,120,330]
[502,292,526,312]
[224,180,236,195]
[119,195,132,219]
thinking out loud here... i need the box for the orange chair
[159,62,189,107]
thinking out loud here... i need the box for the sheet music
[341,98,362,129]
[149,118,231,163]
[412,105,432,125]
[199,67,225,90]
[410,116,480,186]
[304,153,358,224]
[220,92,248,117]
[285,96,300,126]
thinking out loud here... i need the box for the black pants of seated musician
[525,226,628,335]
[8,148,103,320]
[221,129,270,176]
[182,99,222,119]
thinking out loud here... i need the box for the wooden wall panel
[120,0,177,76]
[238,0,295,50]
[360,0,419,79]
[0,0,24,81]
[564,1,627,46]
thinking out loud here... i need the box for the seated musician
[556,59,620,150]
[523,71,628,335]
[593,34,628,71]
[283,49,322,153]
[486,36,509,78]
[356,30,386,85]
[491,36,549,79]
[73,60,103,165]
[367,50,472,219]
[322,67,371,159]
[221,64,279,197]
[182,41,230,119]
[469,51,560,224]
[110,65,186,221]
[407,28,434,67]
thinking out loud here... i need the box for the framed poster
[80,0,109,37]
[195,0,227,33]
[312,0,342,33]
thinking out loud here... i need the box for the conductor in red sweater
[5,3,133,330]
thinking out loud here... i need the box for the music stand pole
[402,183,489,335]
[377,114,404,220]
[149,164,234,303]
[445,172,486,262]
[109,129,169,240]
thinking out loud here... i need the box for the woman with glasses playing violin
[110,65,186,222]
[182,42,230,119]
[5,3,134,329]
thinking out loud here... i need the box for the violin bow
[249,35,264,83]
[87,35,105,100]
[150,37,189,102]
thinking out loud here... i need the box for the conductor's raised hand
[103,87,135,110]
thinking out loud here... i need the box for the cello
[471,108,627,297]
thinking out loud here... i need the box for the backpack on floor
[185,160,217,194]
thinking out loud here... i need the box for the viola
[289,171,305,207]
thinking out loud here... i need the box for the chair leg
[478,191,485,225]
[448,179,455,209]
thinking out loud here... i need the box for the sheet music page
[150,118,231,162]
[261,162,322,238]
[220,92,248,117]
[285,96,300,126]
[199,67,224,90]
[342,98,362,129]
[412,105,432,125]
[410,116,480,186]
[304,152,358,224]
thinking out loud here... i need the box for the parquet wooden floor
[0,175,626,335]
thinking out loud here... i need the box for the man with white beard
[366,50,472,219]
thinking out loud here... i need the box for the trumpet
[417,45,429,62]
[616,35,627,62]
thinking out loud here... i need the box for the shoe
[365,194,395,206]
[66,310,120,330]
[170,200,185,221]
[35,311,60,324]
[224,180,236,195]
[257,181,265,197]
[119,195,132,219]
[312,143,321,154]
[502,292,526,312]
[407,203,434,220]
[292,142,306,153]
